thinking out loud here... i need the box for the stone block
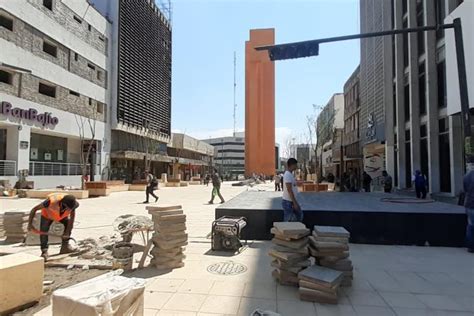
[0,253,44,314]
[147,205,182,213]
[313,226,350,238]
[272,237,308,250]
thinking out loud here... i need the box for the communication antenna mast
[233,51,237,137]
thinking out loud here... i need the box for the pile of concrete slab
[269,222,311,286]
[298,264,344,304]
[147,205,187,270]
[0,214,4,239]
[3,211,29,243]
[309,225,353,286]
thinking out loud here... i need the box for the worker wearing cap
[27,194,79,260]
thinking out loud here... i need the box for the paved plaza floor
[0,183,473,316]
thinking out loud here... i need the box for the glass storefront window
[0,129,6,160]
[30,133,67,162]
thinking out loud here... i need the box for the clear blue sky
[170,0,360,147]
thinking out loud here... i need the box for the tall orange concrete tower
[245,29,276,177]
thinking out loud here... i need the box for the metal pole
[453,18,473,169]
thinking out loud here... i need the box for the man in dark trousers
[463,166,474,253]
[362,171,372,192]
[144,170,159,204]
[27,193,79,260]
[209,171,225,204]
[414,170,428,199]
[382,171,393,193]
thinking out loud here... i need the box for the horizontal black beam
[255,24,455,52]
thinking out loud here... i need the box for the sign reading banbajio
[0,101,59,127]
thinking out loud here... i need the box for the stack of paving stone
[309,225,353,286]
[269,222,311,286]
[298,264,344,304]
[147,205,187,270]
[4,211,29,243]
[0,213,4,239]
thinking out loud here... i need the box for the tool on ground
[211,216,247,251]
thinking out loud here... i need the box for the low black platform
[215,191,467,247]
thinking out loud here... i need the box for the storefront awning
[111,151,173,163]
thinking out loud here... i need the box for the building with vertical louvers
[91,0,172,182]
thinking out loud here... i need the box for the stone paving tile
[415,294,471,312]
[157,311,197,316]
[199,295,241,314]
[178,279,215,294]
[149,279,186,293]
[243,281,277,300]
[347,290,388,307]
[387,271,441,294]
[277,299,317,315]
[209,280,246,297]
[145,291,174,310]
[276,284,300,301]
[237,298,276,316]
[163,293,207,312]
[352,305,396,316]
[314,303,357,316]
[144,308,160,316]
[378,291,427,309]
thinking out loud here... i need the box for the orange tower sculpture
[245,29,276,177]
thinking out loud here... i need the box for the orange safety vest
[41,193,72,222]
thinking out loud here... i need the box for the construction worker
[27,194,79,260]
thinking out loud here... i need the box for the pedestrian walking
[274,174,281,191]
[209,171,225,204]
[382,171,393,193]
[414,170,427,199]
[282,158,303,222]
[143,170,159,204]
[348,168,358,192]
[362,171,372,192]
[463,167,474,253]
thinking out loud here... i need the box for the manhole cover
[207,261,247,275]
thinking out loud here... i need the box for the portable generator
[211,216,247,251]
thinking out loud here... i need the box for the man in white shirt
[282,158,303,222]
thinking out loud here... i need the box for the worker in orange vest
[27,194,79,260]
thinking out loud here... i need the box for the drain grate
[207,261,248,275]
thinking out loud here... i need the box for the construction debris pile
[3,211,28,243]
[113,214,153,242]
[269,222,311,286]
[147,205,187,269]
[309,225,353,286]
[298,264,344,304]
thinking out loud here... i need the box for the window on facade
[420,124,427,138]
[74,53,78,61]
[73,16,82,24]
[0,15,13,31]
[89,98,93,106]
[87,63,96,71]
[39,83,56,98]
[42,41,57,57]
[97,71,102,80]
[96,102,104,114]
[416,0,425,55]
[43,0,53,11]
[419,62,426,115]
[88,24,92,31]
[99,36,105,42]
[402,0,408,15]
[0,69,12,85]
[437,60,447,108]
[404,83,410,122]
[403,19,409,68]
[405,129,411,141]
[69,90,79,97]
[392,36,396,78]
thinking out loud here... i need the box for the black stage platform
[215,191,467,247]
